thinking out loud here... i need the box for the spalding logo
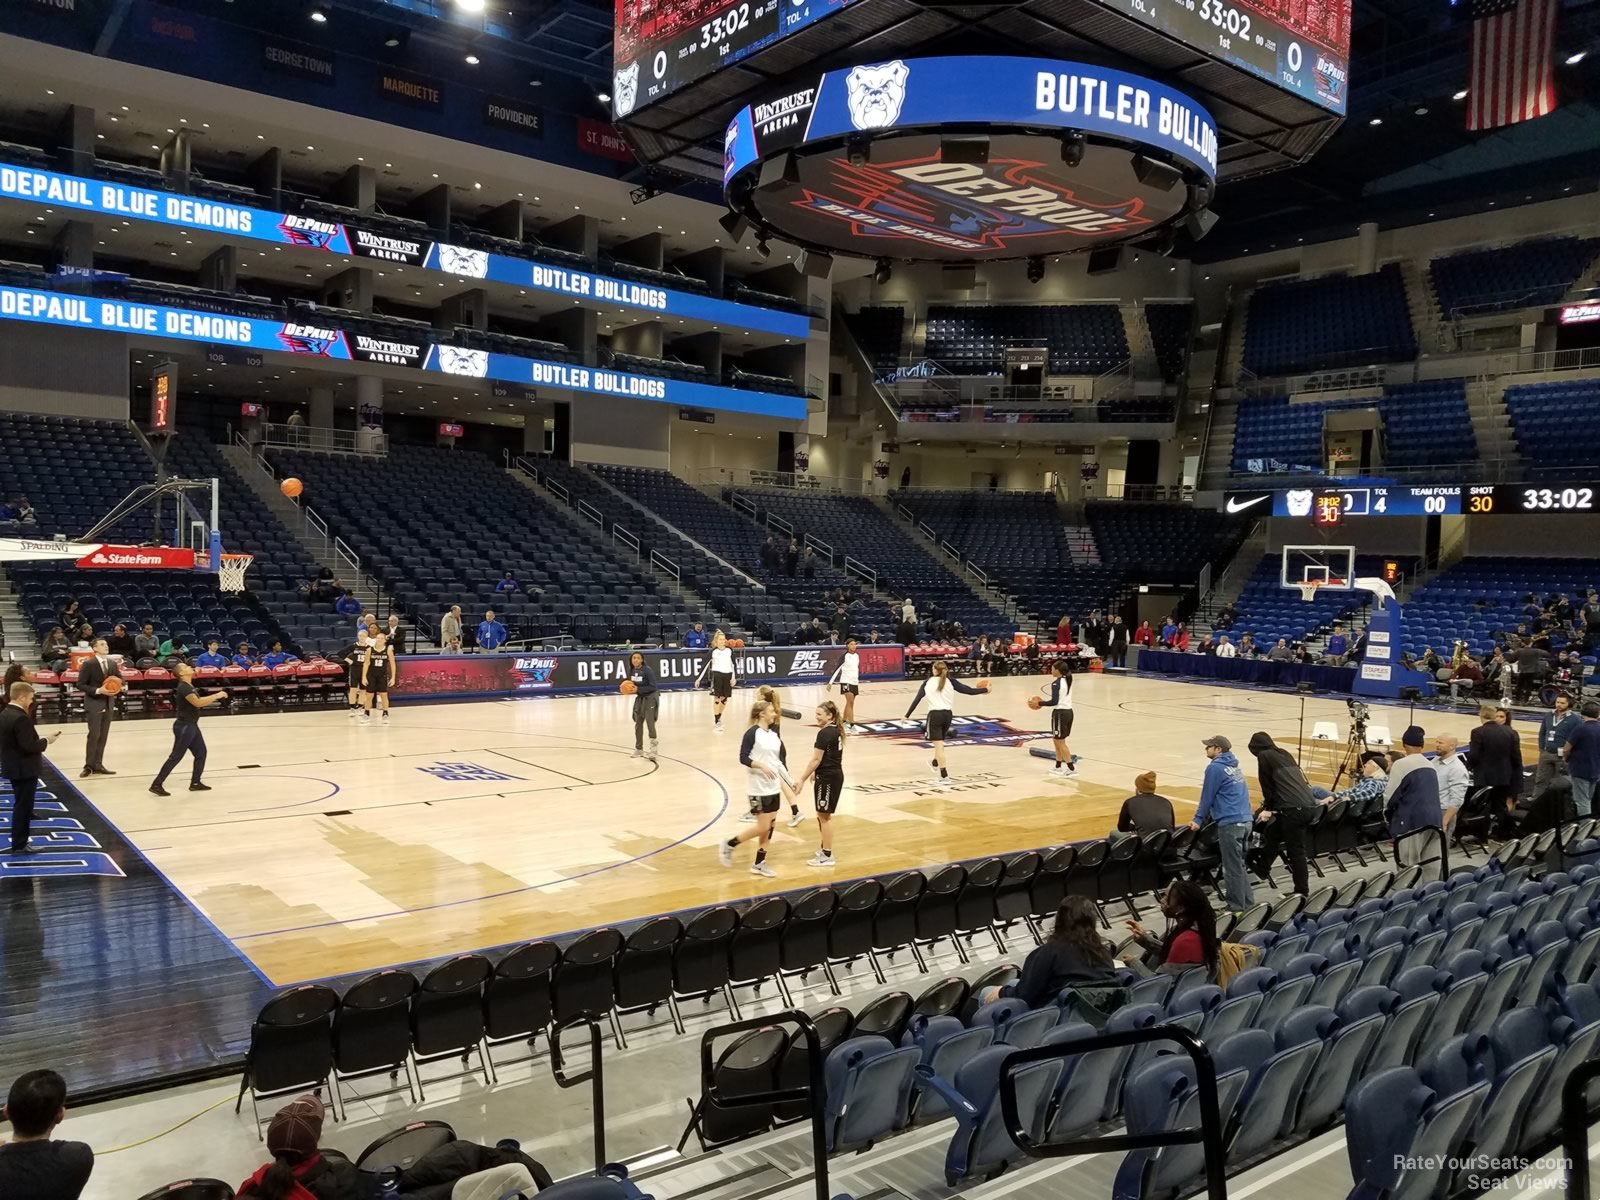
[613,62,640,117]
[845,61,909,131]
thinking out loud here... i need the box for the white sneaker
[646,741,658,762]
[718,842,733,867]
[348,707,358,719]
[750,862,777,878]
[381,711,389,722]
[630,747,643,759]
[360,711,371,723]
[787,810,805,829]
[739,811,757,824]
[715,722,725,735]
[934,776,954,789]
[807,853,836,867]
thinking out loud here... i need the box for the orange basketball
[620,679,637,695]
[101,675,124,694]
[280,477,304,498]
[1027,695,1042,710]
[729,638,744,648]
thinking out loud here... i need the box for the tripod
[1329,719,1372,792]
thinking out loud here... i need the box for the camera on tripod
[1346,698,1370,729]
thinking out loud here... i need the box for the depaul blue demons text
[1,779,125,879]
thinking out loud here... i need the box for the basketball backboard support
[1281,545,1357,597]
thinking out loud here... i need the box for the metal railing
[259,422,387,456]
[577,498,605,528]
[699,467,874,496]
[998,1024,1228,1199]
[1563,1058,1600,1198]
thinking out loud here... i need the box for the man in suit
[1467,701,1524,821]
[76,639,122,777]
[2,682,59,855]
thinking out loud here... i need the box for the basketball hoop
[218,553,254,593]
[1297,581,1324,603]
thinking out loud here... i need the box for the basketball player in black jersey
[789,700,846,867]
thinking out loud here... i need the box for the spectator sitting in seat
[40,627,69,669]
[262,640,299,669]
[237,1094,363,1200]
[1116,771,1175,835]
[477,609,508,652]
[1133,620,1155,647]
[56,600,83,639]
[1195,633,1216,655]
[1238,633,1259,658]
[976,896,1120,1008]
[1325,623,1349,665]
[1312,753,1388,807]
[1449,654,1484,701]
[158,634,187,665]
[333,590,361,618]
[684,622,708,649]
[0,1069,93,1199]
[1125,880,1220,978]
[495,570,520,594]
[195,639,228,669]
[1418,646,1443,674]
[1171,623,1191,652]
[1215,634,1237,659]
[134,622,160,661]
[1215,603,1237,630]
[105,623,136,661]
[231,642,256,669]
[1267,638,1295,663]
[13,496,33,524]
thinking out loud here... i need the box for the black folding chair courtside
[484,940,559,1074]
[411,954,493,1090]
[235,983,340,1131]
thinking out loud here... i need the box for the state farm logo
[788,650,827,676]
[89,550,166,566]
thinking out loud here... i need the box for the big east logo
[794,154,1149,255]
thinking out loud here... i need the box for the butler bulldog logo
[437,244,489,279]
[438,345,488,378]
[613,61,640,117]
[845,61,909,130]
[1286,489,1315,518]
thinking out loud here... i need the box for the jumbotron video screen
[612,0,861,115]
[1099,0,1350,111]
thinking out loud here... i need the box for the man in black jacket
[1247,730,1316,895]
[1467,702,1525,818]
[1,682,58,855]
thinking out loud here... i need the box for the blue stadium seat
[1344,1067,1489,1200]
[1431,236,1600,318]
[1241,264,1417,377]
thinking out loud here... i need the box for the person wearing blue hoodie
[1189,734,1255,911]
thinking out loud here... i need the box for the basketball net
[218,553,254,593]
[1297,581,1324,603]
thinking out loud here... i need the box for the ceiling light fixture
[464,53,480,65]
[1453,89,1469,100]
[1566,49,1588,64]
[309,7,328,22]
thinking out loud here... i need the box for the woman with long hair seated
[977,895,1121,1009]
[1126,879,1221,978]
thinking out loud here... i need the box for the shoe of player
[739,810,756,824]
[934,776,954,789]
[718,842,733,867]
[787,811,805,829]
[647,741,658,762]
[360,711,371,723]
[750,862,777,878]
[630,747,643,759]
[807,853,835,867]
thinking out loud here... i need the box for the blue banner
[0,164,810,337]
[0,285,807,419]
[724,56,1218,186]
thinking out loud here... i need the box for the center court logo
[855,715,1051,747]
[845,61,909,130]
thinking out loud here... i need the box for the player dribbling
[1031,659,1077,778]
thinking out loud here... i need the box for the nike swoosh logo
[1226,495,1270,513]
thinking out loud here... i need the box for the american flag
[1466,0,1560,131]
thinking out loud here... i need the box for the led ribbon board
[0,165,809,337]
[724,57,1217,262]
[0,286,807,420]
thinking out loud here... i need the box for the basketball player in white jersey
[718,699,793,877]
[826,638,862,727]
[1036,659,1078,778]
[694,629,738,733]
[904,661,987,788]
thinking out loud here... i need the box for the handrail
[766,511,794,537]
[940,539,962,561]
[577,498,605,528]
[917,521,937,540]
[966,562,990,587]
[696,1011,831,1200]
[612,526,641,555]
[843,555,877,586]
[650,549,680,581]
[1562,1057,1600,1197]
[896,502,915,521]
[730,493,757,519]
[803,532,833,559]
[546,477,571,504]
[998,1024,1227,1199]
[550,1016,608,1175]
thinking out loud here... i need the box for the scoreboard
[612,0,860,114]
[1088,0,1349,113]
[1223,484,1600,519]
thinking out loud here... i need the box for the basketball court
[40,668,1509,990]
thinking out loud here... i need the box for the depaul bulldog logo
[845,61,909,130]
[613,61,640,118]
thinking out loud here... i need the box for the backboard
[1280,545,1356,598]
